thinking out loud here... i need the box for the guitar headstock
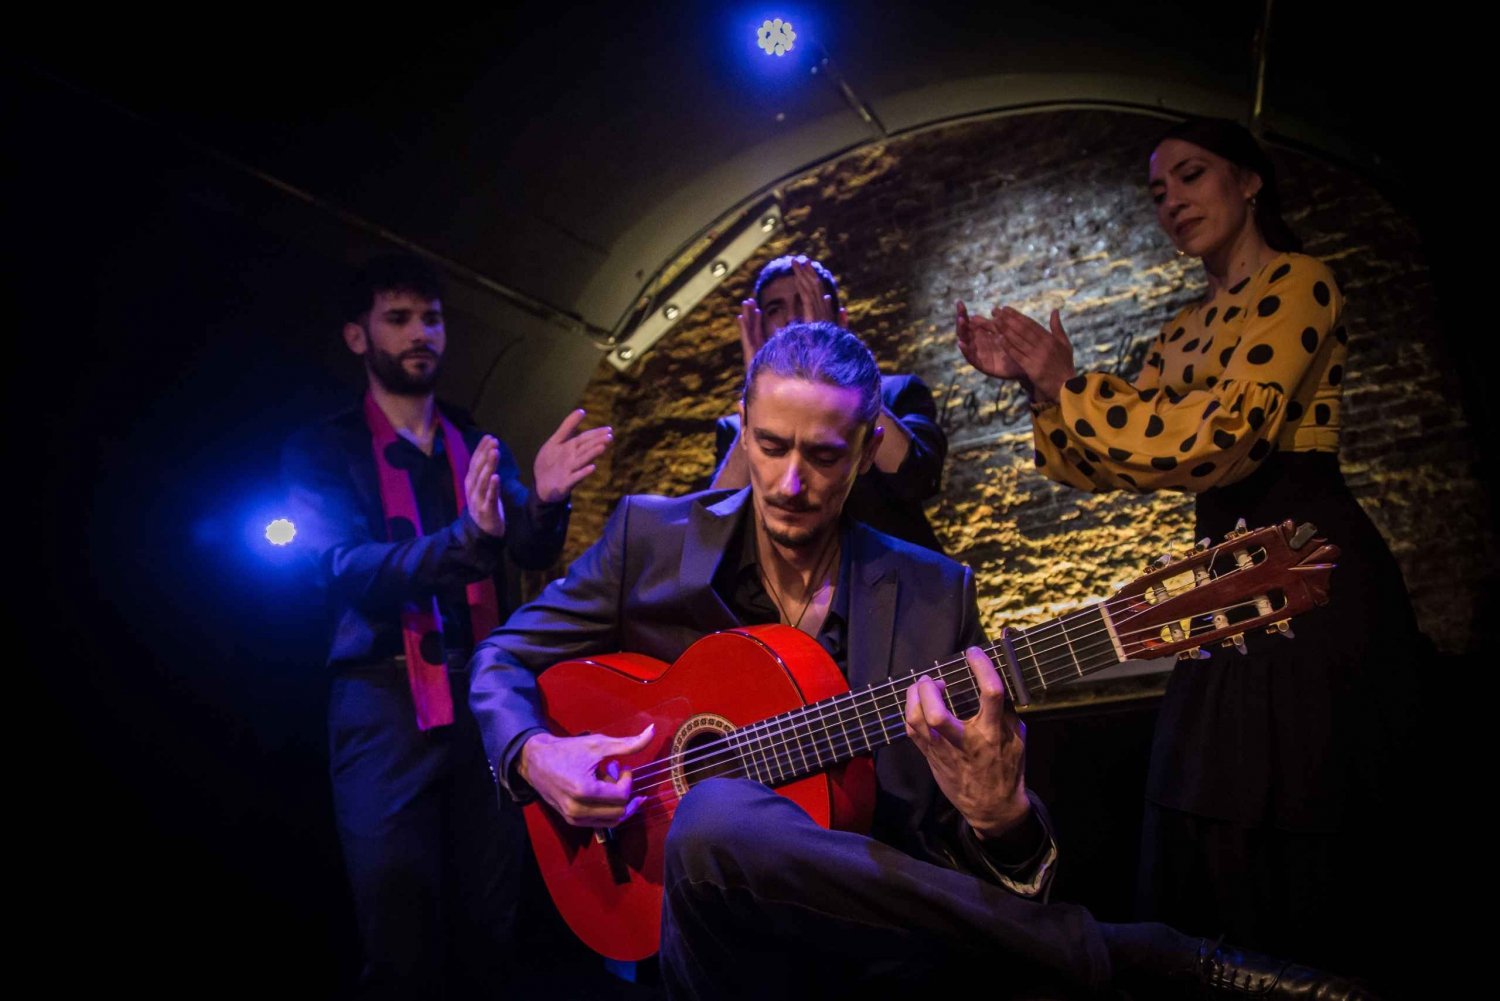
[1108,520,1338,662]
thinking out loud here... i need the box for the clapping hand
[789,255,847,328]
[735,298,770,373]
[956,300,1025,380]
[534,409,612,504]
[957,301,1077,404]
[466,436,506,538]
[990,306,1076,405]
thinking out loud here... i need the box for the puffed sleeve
[1031,257,1343,493]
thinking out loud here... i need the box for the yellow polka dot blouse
[1032,252,1347,492]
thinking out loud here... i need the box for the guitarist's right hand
[518,726,654,828]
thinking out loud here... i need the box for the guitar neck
[725,604,1124,789]
[725,519,1338,790]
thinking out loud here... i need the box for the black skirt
[1144,451,1425,830]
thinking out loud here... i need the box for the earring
[1249,195,1259,208]
[1175,249,1187,258]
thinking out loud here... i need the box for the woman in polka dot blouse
[958,118,1425,984]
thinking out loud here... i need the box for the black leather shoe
[1178,938,1381,1000]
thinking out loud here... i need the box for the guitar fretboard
[715,604,1123,789]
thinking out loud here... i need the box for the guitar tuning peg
[1195,537,1212,551]
[1155,553,1176,567]
[1220,633,1248,655]
[1289,523,1318,549]
[1271,620,1295,639]
[1224,517,1249,540]
[1176,646,1211,662]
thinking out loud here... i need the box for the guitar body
[523,624,876,962]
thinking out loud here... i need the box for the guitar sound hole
[669,713,740,798]
[680,732,740,786]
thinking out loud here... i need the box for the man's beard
[367,345,441,396]
[759,501,825,550]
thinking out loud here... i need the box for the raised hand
[903,646,1031,839]
[791,256,847,327]
[956,300,1024,381]
[534,409,612,504]
[992,306,1077,405]
[736,298,769,373]
[465,435,506,538]
[518,726,654,828]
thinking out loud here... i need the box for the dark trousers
[330,664,526,1000]
[659,778,1119,1000]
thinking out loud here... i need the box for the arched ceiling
[19,1,1434,347]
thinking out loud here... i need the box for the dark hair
[1156,117,1303,254]
[343,253,445,323]
[752,255,841,311]
[744,321,881,426]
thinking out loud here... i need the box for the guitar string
[620,553,1262,793]
[621,592,1255,829]
[620,573,1268,797]
[621,594,1276,829]
[623,600,1231,806]
[621,552,1254,792]
[620,590,1276,816]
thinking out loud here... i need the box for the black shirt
[386,430,475,656]
[712,508,852,671]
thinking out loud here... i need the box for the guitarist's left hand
[903,646,1031,839]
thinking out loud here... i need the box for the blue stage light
[757,17,797,56]
[265,518,296,546]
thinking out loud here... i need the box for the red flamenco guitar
[524,520,1338,961]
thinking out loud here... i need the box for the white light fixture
[757,18,796,57]
[607,201,783,372]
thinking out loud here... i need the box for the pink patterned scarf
[364,392,501,729]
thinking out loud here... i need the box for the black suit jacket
[469,487,1054,888]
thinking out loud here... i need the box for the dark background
[7,3,1470,993]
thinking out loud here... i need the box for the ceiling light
[757,19,796,57]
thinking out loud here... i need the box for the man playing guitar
[468,322,1375,1000]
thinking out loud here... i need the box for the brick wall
[560,109,1491,654]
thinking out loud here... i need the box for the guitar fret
[791,714,813,776]
[1056,615,1085,678]
[767,714,788,784]
[832,694,853,762]
[1018,627,1046,690]
[734,728,765,785]
[724,730,746,782]
[750,722,776,785]
[809,701,837,769]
